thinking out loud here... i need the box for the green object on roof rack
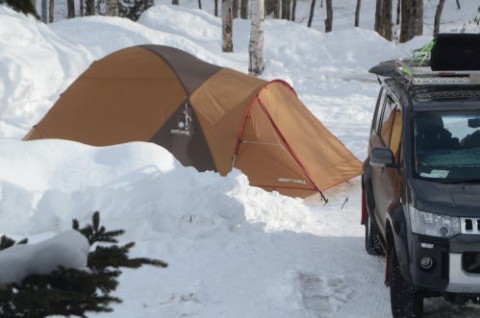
[399,65,413,76]
[397,39,437,77]
[416,38,436,66]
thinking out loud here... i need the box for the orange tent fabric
[24,45,362,198]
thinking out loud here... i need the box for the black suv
[362,34,480,318]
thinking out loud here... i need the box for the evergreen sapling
[0,211,168,317]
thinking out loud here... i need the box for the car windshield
[414,112,480,182]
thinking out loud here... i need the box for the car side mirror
[370,147,396,168]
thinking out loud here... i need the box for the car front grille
[461,218,480,235]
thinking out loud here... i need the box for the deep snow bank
[0,139,313,238]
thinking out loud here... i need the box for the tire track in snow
[330,258,390,318]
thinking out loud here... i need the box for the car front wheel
[390,246,423,318]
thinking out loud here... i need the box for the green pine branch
[0,211,168,317]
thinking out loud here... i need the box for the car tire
[365,212,384,256]
[390,246,423,318]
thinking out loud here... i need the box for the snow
[0,230,89,286]
[0,0,479,317]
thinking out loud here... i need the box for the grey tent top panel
[142,45,222,95]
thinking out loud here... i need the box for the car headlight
[409,205,461,238]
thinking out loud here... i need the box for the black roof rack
[396,57,480,87]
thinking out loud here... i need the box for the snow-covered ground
[1,0,480,317]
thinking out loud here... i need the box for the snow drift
[0,1,479,317]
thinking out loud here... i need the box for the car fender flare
[361,165,376,225]
[387,202,412,283]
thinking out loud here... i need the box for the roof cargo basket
[396,58,480,86]
[370,34,480,87]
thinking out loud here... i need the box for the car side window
[380,96,402,159]
[379,96,396,144]
[373,88,386,132]
[389,108,402,159]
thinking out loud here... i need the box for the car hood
[409,178,480,217]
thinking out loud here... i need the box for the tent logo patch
[171,102,194,136]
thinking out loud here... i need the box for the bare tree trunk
[433,0,445,36]
[144,0,154,10]
[222,0,234,52]
[67,0,75,18]
[105,0,118,15]
[307,0,316,27]
[384,0,392,40]
[85,0,95,15]
[42,0,48,22]
[376,0,392,40]
[354,0,361,27]
[281,0,291,20]
[273,0,280,18]
[291,0,296,21]
[374,0,381,32]
[396,0,400,24]
[80,0,84,16]
[455,0,460,10]
[198,0,202,9]
[320,0,323,8]
[325,0,333,32]
[240,0,248,18]
[233,0,238,18]
[411,0,423,37]
[400,0,409,42]
[249,0,265,76]
[215,0,218,16]
[172,0,179,5]
[400,0,422,42]
[49,0,54,22]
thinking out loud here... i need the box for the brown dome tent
[24,45,361,198]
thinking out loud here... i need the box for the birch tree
[249,0,265,76]
[433,0,445,36]
[222,0,234,52]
